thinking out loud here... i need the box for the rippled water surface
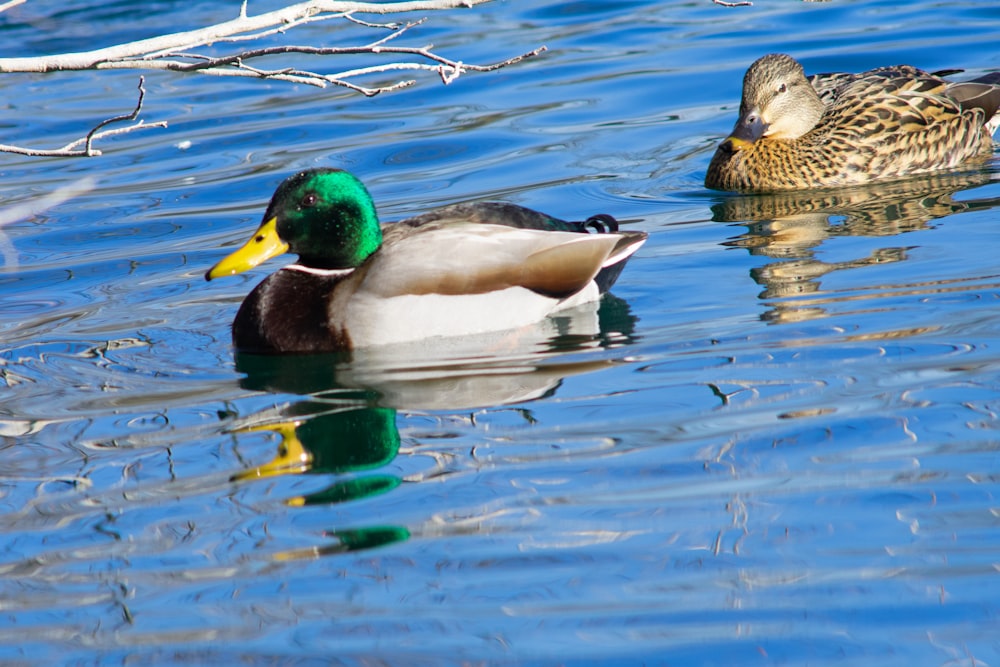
[3,0,1000,664]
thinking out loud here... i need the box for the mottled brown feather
[706,54,1000,192]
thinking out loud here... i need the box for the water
[2,0,1000,664]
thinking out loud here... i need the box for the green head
[206,168,382,280]
[268,168,383,269]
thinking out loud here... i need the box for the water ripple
[2,0,1000,663]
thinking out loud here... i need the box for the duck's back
[358,217,643,301]
[808,65,931,104]
[391,202,641,292]
[815,67,994,182]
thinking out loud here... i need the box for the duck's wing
[809,65,944,106]
[396,202,622,233]
[357,222,645,300]
[818,68,963,138]
[814,65,1000,135]
[389,202,643,293]
[809,71,859,105]
[804,66,995,178]
[946,72,1000,134]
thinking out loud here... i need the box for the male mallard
[205,168,647,353]
[705,53,1000,192]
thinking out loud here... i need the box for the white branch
[0,1,542,97]
[151,43,547,94]
[0,1,492,73]
[0,77,167,157]
[0,0,542,156]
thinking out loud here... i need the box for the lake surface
[2,0,1000,664]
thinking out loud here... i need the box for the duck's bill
[723,106,766,152]
[229,420,313,482]
[205,216,289,281]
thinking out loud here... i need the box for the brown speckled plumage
[706,54,1000,192]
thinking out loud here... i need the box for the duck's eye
[777,83,788,93]
[300,193,318,209]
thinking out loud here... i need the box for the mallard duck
[705,53,1000,192]
[205,168,647,353]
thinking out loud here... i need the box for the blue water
[2,0,1000,664]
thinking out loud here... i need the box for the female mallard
[705,53,1000,192]
[205,168,647,353]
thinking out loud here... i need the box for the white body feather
[338,282,600,347]
[282,223,644,350]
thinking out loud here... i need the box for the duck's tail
[566,213,647,292]
[570,213,620,234]
[947,72,1000,136]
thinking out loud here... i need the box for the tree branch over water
[0,0,545,156]
[0,77,166,157]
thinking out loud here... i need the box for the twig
[0,1,540,155]
[344,12,403,29]
[82,75,150,154]
[62,121,167,152]
[0,3,540,96]
[145,17,426,73]
[172,43,542,75]
[0,77,167,157]
[366,18,425,46]
[713,0,752,5]
[0,1,495,73]
[89,41,546,95]
[0,0,25,14]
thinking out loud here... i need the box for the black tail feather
[570,213,620,234]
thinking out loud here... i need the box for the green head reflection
[232,403,401,506]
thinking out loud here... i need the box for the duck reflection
[234,294,638,409]
[711,169,1000,322]
[224,294,639,555]
[231,400,410,556]
[231,401,400,501]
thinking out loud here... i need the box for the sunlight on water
[2,0,1000,664]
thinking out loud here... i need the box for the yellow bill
[205,217,289,281]
[723,136,756,152]
[229,420,313,483]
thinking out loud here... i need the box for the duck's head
[206,168,382,280]
[723,53,825,152]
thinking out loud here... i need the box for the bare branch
[0,5,542,93]
[343,12,404,30]
[0,1,495,73]
[0,78,167,157]
[142,42,547,93]
[81,76,151,154]
[365,17,425,46]
[65,37,545,96]
[0,1,541,155]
